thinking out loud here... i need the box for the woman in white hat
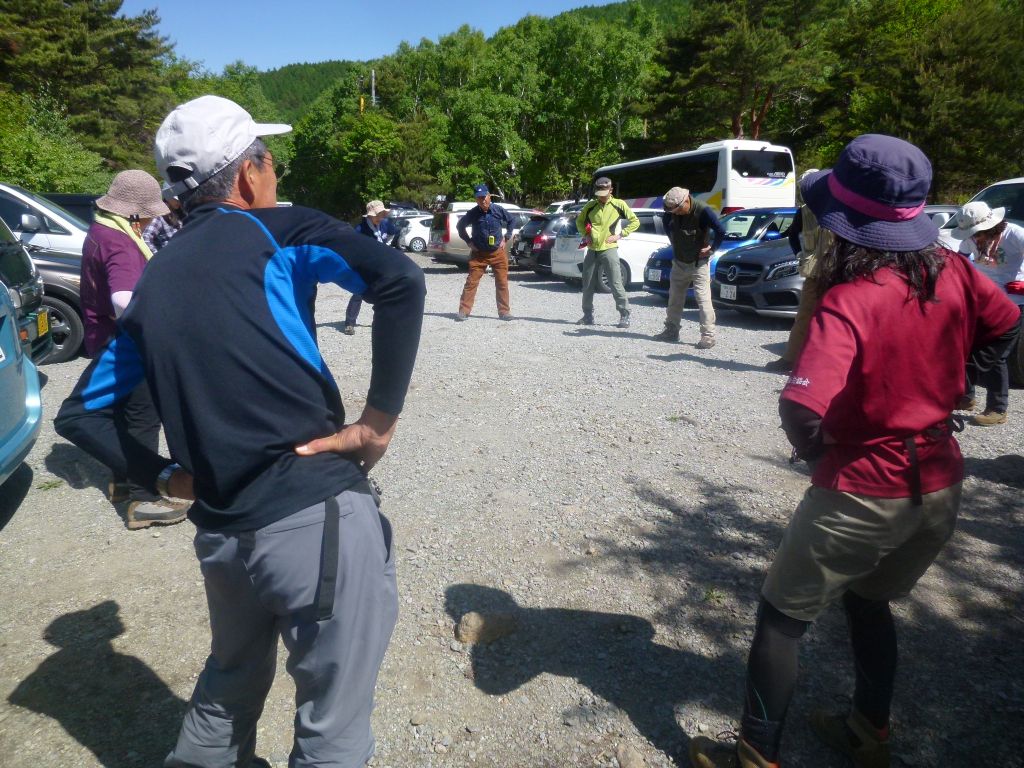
[951,201,1024,425]
[81,169,188,529]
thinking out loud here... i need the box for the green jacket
[576,197,640,252]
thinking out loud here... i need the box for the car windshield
[974,182,1024,223]
[0,220,33,285]
[720,211,780,240]
[543,204,563,214]
[8,185,90,230]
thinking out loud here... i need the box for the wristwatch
[156,462,182,498]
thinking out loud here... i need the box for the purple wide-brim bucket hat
[801,134,938,251]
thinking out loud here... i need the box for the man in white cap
[951,201,1024,425]
[56,95,426,768]
[344,199,392,334]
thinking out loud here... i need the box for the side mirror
[763,229,781,240]
[20,213,42,233]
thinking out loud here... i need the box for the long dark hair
[818,236,947,305]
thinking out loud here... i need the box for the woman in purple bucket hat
[690,135,1021,768]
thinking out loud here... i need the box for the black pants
[965,306,1023,413]
[112,381,161,502]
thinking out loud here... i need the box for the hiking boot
[653,325,679,342]
[955,396,975,411]
[576,314,594,325]
[696,335,716,350]
[499,313,514,321]
[108,480,130,504]
[972,409,1007,426]
[342,324,356,335]
[126,498,189,530]
[455,312,468,322]
[617,313,630,329]
[764,358,792,373]
[689,735,777,768]
[810,709,890,768]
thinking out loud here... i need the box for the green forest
[1,0,1022,217]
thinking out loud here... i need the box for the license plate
[37,309,49,336]
[647,268,662,282]
[720,283,737,300]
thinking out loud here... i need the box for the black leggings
[742,593,896,760]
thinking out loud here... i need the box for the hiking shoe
[764,358,792,373]
[576,314,594,325]
[126,498,189,530]
[499,313,514,321]
[972,409,1007,426]
[342,324,356,335]
[455,312,468,322]
[617,313,630,328]
[955,396,975,411]
[810,709,890,768]
[653,326,679,342]
[108,481,130,504]
[696,335,716,350]
[689,735,777,768]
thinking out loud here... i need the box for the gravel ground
[1,253,1022,768]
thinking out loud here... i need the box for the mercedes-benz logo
[726,265,739,282]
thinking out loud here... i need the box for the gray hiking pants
[581,247,629,316]
[165,486,398,768]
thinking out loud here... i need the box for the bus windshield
[731,150,793,179]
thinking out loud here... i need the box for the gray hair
[177,139,269,214]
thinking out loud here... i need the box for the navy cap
[473,184,490,198]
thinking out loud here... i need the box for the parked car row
[0,273,43,489]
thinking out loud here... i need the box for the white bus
[592,139,796,214]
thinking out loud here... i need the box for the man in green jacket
[575,177,639,328]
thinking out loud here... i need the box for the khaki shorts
[762,483,961,621]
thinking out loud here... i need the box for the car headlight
[766,259,799,281]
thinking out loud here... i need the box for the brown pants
[459,247,510,316]
[783,275,822,363]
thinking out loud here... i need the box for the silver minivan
[0,183,87,362]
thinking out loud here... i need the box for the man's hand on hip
[295,405,399,472]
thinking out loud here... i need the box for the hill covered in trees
[1,0,1021,214]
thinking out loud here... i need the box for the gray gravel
[1,253,1021,767]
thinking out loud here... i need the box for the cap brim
[802,169,939,251]
[595,189,611,196]
[254,122,292,137]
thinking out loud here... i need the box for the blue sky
[119,0,619,73]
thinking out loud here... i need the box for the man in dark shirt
[655,186,726,349]
[455,183,515,321]
[55,95,426,768]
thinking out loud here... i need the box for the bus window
[732,150,793,179]
[600,152,719,200]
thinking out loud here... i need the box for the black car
[41,193,100,224]
[711,239,803,318]
[0,217,52,363]
[512,207,582,275]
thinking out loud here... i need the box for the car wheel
[409,237,426,253]
[41,296,84,364]
[598,261,630,293]
[1009,335,1024,387]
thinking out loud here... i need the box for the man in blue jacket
[344,199,392,334]
[456,183,515,321]
[55,95,426,768]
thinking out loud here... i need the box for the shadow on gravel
[574,468,1023,766]
[8,600,186,767]
[445,584,743,763]
[422,311,576,325]
[0,463,33,531]
[963,453,1024,488]
[647,351,768,373]
[44,442,109,493]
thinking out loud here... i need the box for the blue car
[643,207,798,298]
[0,277,42,488]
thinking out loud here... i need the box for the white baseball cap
[155,95,291,196]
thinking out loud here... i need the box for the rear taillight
[532,234,549,250]
[442,217,450,243]
[721,206,744,215]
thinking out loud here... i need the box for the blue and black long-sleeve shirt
[55,202,426,532]
[456,203,514,253]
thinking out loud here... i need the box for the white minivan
[550,207,668,291]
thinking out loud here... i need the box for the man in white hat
[951,201,1024,425]
[344,199,392,334]
[56,95,426,767]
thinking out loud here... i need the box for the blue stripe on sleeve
[264,246,327,376]
[81,333,145,411]
[299,244,369,295]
